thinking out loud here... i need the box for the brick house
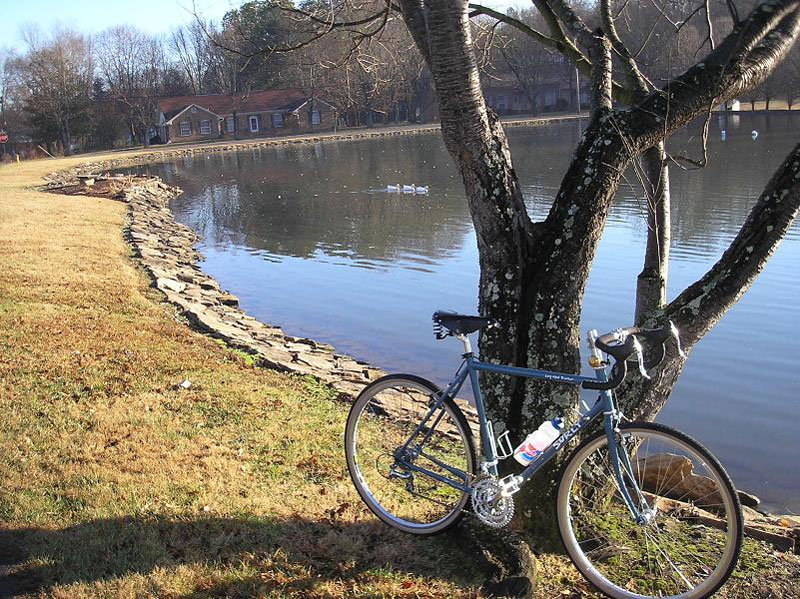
[157,90,337,143]
[481,72,589,115]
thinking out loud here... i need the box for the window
[544,91,557,107]
[496,95,507,111]
[271,112,284,128]
[249,115,259,133]
[310,110,321,125]
[191,106,197,113]
[226,116,234,133]
[200,119,211,135]
[179,121,191,136]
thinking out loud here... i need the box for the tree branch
[600,0,650,95]
[623,0,800,152]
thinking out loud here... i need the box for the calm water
[132,113,800,514]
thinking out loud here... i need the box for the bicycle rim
[557,423,742,599]
[345,376,475,535]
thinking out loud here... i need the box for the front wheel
[557,422,742,599]
[345,374,477,535]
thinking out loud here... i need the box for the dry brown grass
[0,156,480,598]
[2,151,798,599]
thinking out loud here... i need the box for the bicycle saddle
[432,310,496,339]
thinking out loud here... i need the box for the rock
[218,293,239,307]
[199,278,220,291]
[157,277,187,293]
[637,453,723,510]
[738,490,760,508]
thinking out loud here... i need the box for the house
[482,71,589,115]
[157,90,337,143]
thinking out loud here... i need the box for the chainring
[471,476,514,528]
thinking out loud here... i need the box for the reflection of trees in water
[167,135,474,266]
[173,183,246,249]
[667,113,800,253]
[237,195,470,265]
[152,114,798,267]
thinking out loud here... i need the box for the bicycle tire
[345,374,477,535]
[557,422,743,599]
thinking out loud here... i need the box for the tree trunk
[60,120,73,157]
[635,143,671,323]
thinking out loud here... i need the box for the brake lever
[669,320,686,358]
[632,336,651,379]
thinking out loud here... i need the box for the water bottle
[513,417,564,465]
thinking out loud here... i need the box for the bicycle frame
[395,343,649,522]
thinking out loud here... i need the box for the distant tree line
[1,0,798,157]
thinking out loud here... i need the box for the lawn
[0,155,480,598]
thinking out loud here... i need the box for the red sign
[0,133,8,144]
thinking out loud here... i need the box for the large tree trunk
[400,0,541,447]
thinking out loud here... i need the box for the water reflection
[132,113,800,514]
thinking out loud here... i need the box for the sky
[1,0,528,53]
[2,0,236,52]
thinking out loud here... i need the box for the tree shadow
[0,513,488,598]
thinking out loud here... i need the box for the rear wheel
[557,422,742,599]
[345,374,476,535]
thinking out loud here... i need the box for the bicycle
[345,310,743,599]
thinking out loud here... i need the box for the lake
[131,112,800,514]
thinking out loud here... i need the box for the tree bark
[635,143,671,323]
[400,0,540,442]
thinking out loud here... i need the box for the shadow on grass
[1,514,485,598]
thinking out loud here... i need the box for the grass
[0,155,480,598]
[2,149,799,598]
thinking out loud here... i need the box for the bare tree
[170,21,213,95]
[17,28,93,155]
[96,26,167,146]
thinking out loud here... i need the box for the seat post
[456,334,472,355]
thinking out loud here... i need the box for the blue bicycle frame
[395,344,649,522]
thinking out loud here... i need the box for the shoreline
[64,112,589,170]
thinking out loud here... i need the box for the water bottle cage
[494,430,515,460]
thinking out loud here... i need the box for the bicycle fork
[604,408,654,526]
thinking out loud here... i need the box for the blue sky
[2,0,527,53]
[2,0,236,51]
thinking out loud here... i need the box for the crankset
[471,475,515,528]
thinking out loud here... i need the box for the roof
[163,103,223,124]
[158,90,313,117]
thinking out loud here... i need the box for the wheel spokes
[563,427,739,599]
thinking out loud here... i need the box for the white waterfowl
[414,185,429,194]
[751,130,759,140]
[387,183,401,192]
[402,184,416,193]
